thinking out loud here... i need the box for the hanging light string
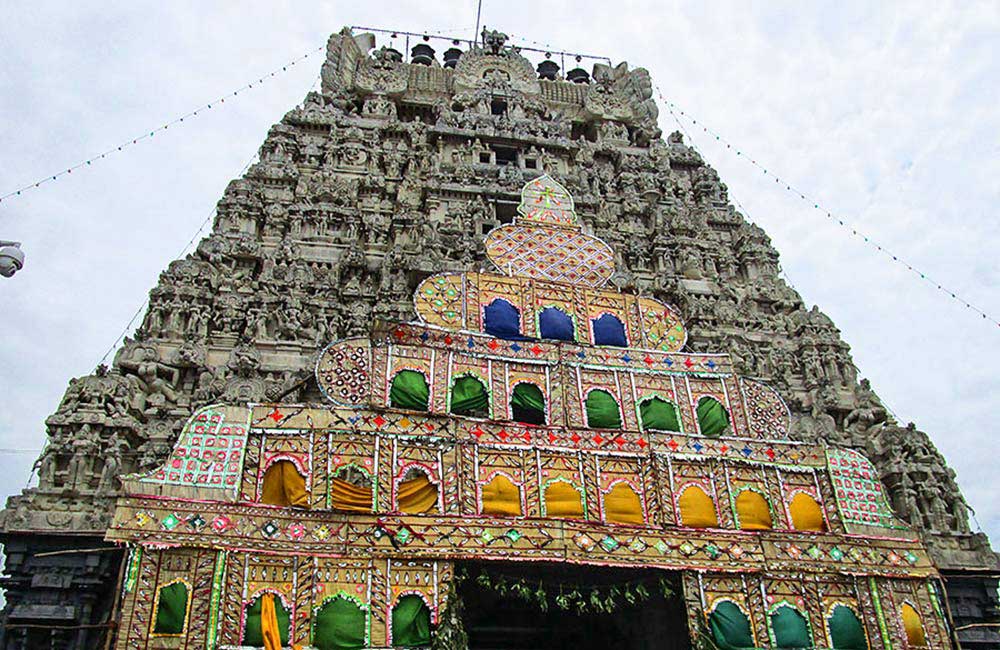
[0,44,325,205]
[94,154,258,368]
[652,86,1000,329]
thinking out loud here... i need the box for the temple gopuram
[1,25,997,650]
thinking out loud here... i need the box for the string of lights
[661,97,921,431]
[0,44,325,206]
[652,86,1000,330]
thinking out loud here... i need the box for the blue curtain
[484,299,525,340]
[592,313,627,346]
[539,307,575,341]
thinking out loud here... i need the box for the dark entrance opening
[458,561,691,650]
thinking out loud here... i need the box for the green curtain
[392,595,431,647]
[511,383,545,424]
[709,601,756,650]
[450,376,489,417]
[390,370,430,411]
[153,582,188,634]
[586,390,622,429]
[640,397,681,431]
[243,594,290,646]
[771,606,813,649]
[697,397,729,437]
[829,605,868,650]
[313,597,366,650]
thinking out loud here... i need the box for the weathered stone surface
[0,25,995,648]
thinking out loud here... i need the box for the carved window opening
[491,144,518,166]
[571,121,598,142]
[495,201,517,224]
[524,157,538,169]
[479,152,492,164]
[510,382,545,425]
[398,103,435,124]
[490,97,508,116]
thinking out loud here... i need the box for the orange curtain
[604,483,644,525]
[901,603,926,647]
[481,475,522,516]
[679,486,718,528]
[789,493,826,532]
[544,481,584,518]
[397,474,438,514]
[260,593,282,650]
[736,490,772,530]
[330,476,373,513]
[261,460,310,508]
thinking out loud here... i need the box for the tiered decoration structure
[107,175,951,649]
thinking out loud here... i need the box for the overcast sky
[1,2,998,545]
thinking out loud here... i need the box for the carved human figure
[98,446,122,494]
[65,424,99,491]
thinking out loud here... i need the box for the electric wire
[653,86,1000,329]
[0,44,325,205]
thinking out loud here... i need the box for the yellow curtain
[261,460,310,508]
[901,603,926,647]
[789,493,826,532]
[544,481,584,518]
[261,593,282,650]
[736,490,772,530]
[481,475,522,516]
[604,483,644,525]
[329,476,373,513]
[679,486,718,528]
[397,474,438,514]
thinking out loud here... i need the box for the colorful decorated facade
[107,175,952,649]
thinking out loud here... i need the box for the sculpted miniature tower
[1,25,996,649]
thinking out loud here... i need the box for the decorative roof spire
[485,174,615,287]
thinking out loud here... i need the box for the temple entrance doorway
[457,561,691,650]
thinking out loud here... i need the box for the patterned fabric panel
[124,405,251,501]
[826,447,903,529]
[317,338,373,406]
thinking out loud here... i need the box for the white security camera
[0,241,24,278]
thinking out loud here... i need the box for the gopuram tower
[1,26,996,650]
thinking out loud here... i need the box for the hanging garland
[470,569,678,615]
